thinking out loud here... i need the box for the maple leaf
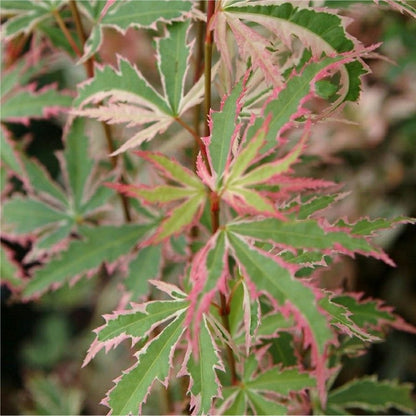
[213,1,370,107]
[1,118,159,298]
[327,376,415,414]
[78,0,194,63]
[84,281,189,415]
[0,0,68,40]
[111,151,207,244]
[1,57,72,125]
[216,355,315,415]
[74,20,206,155]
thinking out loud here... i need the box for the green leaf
[142,152,204,189]
[1,87,72,122]
[124,245,162,300]
[246,390,287,415]
[22,374,84,416]
[210,81,243,183]
[37,222,73,249]
[97,300,188,345]
[74,58,170,113]
[107,313,186,415]
[21,155,68,207]
[0,130,22,175]
[227,218,383,258]
[234,133,305,186]
[297,194,339,220]
[187,316,223,415]
[248,56,341,151]
[0,245,23,289]
[158,21,191,114]
[319,295,378,342]
[64,118,94,211]
[246,368,316,395]
[0,1,58,39]
[153,193,205,243]
[2,198,68,234]
[224,3,365,105]
[101,0,193,31]
[80,184,114,216]
[23,224,152,297]
[227,231,332,356]
[331,295,394,328]
[268,332,297,367]
[133,185,198,204]
[327,376,415,413]
[349,216,415,236]
[223,390,246,415]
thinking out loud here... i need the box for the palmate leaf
[0,0,67,40]
[331,293,416,334]
[75,19,205,155]
[226,230,333,402]
[187,232,228,339]
[219,358,314,414]
[0,245,24,290]
[327,376,415,414]
[212,122,307,218]
[246,55,355,152]
[208,79,244,185]
[124,245,163,301]
[105,313,186,415]
[319,295,378,342]
[226,217,393,264]
[113,151,207,244]
[217,2,367,103]
[185,315,224,416]
[2,119,115,253]
[23,223,153,298]
[1,84,72,125]
[84,296,188,365]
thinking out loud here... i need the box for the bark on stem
[204,0,239,386]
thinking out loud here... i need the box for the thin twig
[69,0,94,77]
[52,9,82,57]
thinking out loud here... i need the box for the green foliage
[1,0,416,415]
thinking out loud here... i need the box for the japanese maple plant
[2,0,416,415]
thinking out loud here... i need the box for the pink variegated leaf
[84,297,188,366]
[319,293,380,342]
[374,0,416,18]
[227,217,394,265]
[228,279,260,355]
[186,231,229,346]
[0,244,25,291]
[331,293,416,336]
[226,230,334,404]
[22,223,155,299]
[182,315,225,416]
[108,183,198,205]
[75,19,207,155]
[202,79,245,187]
[136,151,204,189]
[151,193,206,244]
[220,3,370,107]
[104,313,186,415]
[224,13,283,87]
[1,83,72,125]
[110,151,207,245]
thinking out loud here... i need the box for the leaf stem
[61,3,132,223]
[204,0,239,385]
[52,9,82,58]
[68,0,94,78]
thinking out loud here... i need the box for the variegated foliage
[1,1,416,415]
